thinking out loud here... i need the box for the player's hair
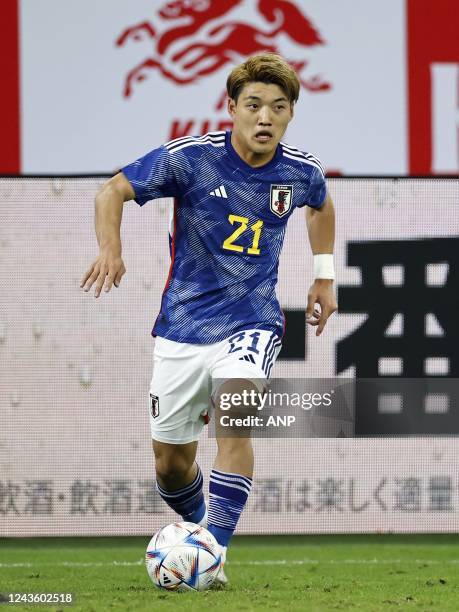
[226,53,300,104]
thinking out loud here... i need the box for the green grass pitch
[1,535,458,611]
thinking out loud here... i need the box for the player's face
[228,82,294,167]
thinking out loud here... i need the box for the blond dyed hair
[226,53,300,104]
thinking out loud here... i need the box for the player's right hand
[80,248,126,298]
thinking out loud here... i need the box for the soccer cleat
[213,562,228,586]
[211,545,228,587]
[197,503,208,528]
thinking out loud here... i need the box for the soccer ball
[145,521,222,592]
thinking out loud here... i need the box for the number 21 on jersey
[222,214,263,255]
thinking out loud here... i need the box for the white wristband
[313,254,335,280]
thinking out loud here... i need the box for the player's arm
[80,172,135,298]
[305,191,338,336]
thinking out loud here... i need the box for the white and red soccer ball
[145,521,222,592]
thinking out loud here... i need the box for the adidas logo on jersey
[209,185,228,198]
[238,354,256,364]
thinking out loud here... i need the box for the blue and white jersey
[122,131,326,344]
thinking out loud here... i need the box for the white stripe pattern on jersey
[280,143,325,177]
[165,130,226,148]
[281,142,325,171]
[165,132,226,154]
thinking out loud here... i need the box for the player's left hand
[306,279,337,337]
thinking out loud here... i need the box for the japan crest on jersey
[149,393,159,418]
[270,185,293,217]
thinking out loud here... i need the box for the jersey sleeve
[121,146,188,206]
[306,165,327,208]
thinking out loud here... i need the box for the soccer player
[80,53,337,584]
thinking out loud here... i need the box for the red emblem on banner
[116,0,331,98]
[407,0,459,174]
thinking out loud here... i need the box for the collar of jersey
[225,131,282,173]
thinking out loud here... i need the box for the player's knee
[154,452,194,484]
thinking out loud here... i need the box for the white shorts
[148,329,282,444]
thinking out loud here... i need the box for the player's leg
[207,378,258,552]
[214,436,253,477]
[148,337,211,525]
[207,330,281,583]
[154,439,198,489]
[153,439,207,525]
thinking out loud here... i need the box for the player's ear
[289,102,295,121]
[227,97,237,118]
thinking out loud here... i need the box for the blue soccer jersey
[122,131,326,344]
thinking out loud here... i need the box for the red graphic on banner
[116,0,331,98]
[408,0,459,174]
[1,0,20,173]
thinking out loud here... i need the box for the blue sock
[156,464,206,524]
[207,469,252,547]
